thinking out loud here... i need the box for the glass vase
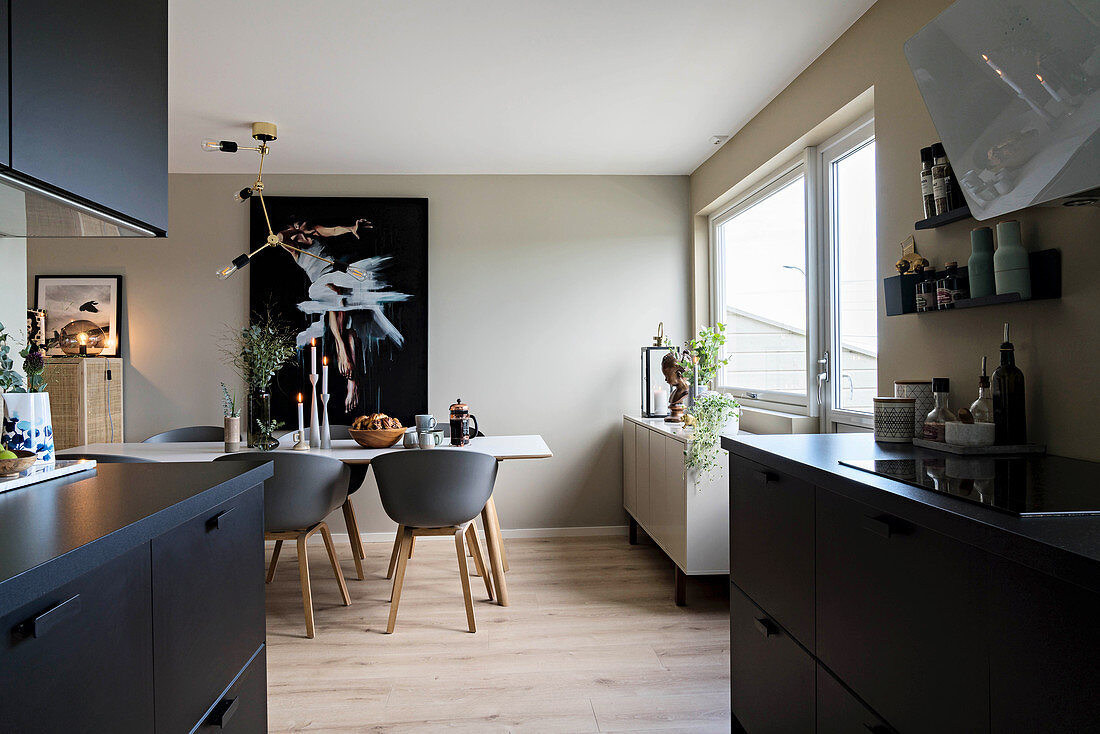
[247,390,277,450]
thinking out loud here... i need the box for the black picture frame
[33,274,123,357]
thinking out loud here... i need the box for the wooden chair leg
[481,498,509,606]
[320,522,351,607]
[296,533,315,639]
[455,527,476,633]
[341,500,365,580]
[266,540,283,584]
[386,524,405,580]
[465,524,494,600]
[386,529,412,634]
[407,535,416,558]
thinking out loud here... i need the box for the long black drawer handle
[206,507,235,531]
[864,725,891,733]
[205,696,240,728]
[862,515,894,539]
[14,594,81,639]
[753,617,777,638]
[754,471,778,485]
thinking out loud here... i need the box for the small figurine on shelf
[661,350,690,422]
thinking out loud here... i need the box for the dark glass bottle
[936,262,967,310]
[916,268,937,313]
[992,323,1026,445]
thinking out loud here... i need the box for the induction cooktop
[840,454,1100,517]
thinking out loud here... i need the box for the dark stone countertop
[722,432,1100,594]
[0,461,273,614]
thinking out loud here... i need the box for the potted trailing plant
[677,324,731,397]
[684,392,741,480]
[0,323,55,462]
[221,382,241,452]
[220,308,296,450]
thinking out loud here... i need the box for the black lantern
[641,323,673,418]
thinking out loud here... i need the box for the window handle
[817,351,830,406]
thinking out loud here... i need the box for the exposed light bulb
[216,253,251,279]
[330,260,367,281]
[234,187,253,202]
[347,266,367,281]
[201,139,238,153]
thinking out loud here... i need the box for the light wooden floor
[265,534,731,733]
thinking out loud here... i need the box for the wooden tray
[912,438,1046,456]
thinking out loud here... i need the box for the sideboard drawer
[152,484,265,733]
[730,581,815,734]
[0,544,153,733]
[817,663,895,734]
[195,645,267,733]
[728,454,815,649]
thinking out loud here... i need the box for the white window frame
[709,115,876,430]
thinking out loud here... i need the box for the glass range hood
[0,171,157,237]
[904,0,1100,220]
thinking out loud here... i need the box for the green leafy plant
[220,307,297,392]
[0,322,25,393]
[19,342,48,393]
[220,382,240,418]
[684,392,741,479]
[254,417,283,450]
[678,324,730,389]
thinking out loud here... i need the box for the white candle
[652,386,669,416]
[322,356,329,395]
[297,393,304,437]
[310,339,317,375]
[1036,74,1063,103]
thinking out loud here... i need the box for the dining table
[60,434,553,606]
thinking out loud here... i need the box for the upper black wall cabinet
[5,0,168,236]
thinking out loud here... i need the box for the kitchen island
[722,432,1100,734]
[0,460,273,733]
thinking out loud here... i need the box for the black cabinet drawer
[728,454,815,648]
[730,582,815,734]
[815,487,988,733]
[0,544,153,733]
[989,558,1100,732]
[10,0,168,230]
[152,485,265,733]
[196,645,267,733]
[817,664,895,734]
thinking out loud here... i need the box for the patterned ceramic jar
[2,393,54,462]
[873,397,915,444]
[894,380,933,438]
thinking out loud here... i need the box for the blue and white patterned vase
[2,393,54,462]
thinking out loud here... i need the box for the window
[710,115,876,428]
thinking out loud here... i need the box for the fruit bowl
[0,450,38,476]
[348,427,405,448]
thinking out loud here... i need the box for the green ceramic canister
[994,220,1031,300]
[968,227,996,298]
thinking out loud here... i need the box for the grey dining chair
[215,451,352,638]
[60,453,156,463]
[371,449,498,633]
[327,424,368,580]
[143,425,227,443]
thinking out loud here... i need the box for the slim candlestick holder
[308,374,320,448]
[320,393,331,449]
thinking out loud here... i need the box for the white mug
[415,414,437,432]
[418,431,437,449]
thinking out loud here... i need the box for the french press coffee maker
[449,398,479,446]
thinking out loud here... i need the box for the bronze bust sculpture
[661,350,689,407]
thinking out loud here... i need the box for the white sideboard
[623,415,729,605]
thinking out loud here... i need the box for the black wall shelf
[884,249,1061,317]
[915,204,972,230]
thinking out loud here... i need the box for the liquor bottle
[922,377,957,442]
[992,323,1027,445]
[969,357,994,423]
[920,147,935,218]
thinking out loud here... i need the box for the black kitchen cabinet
[152,485,266,733]
[728,455,815,649]
[196,645,268,732]
[0,2,8,168]
[10,0,168,232]
[989,558,1100,733]
[0,544,154,733]
[815,487,988,733]
[816,664,895,734]
[730,581,815,734]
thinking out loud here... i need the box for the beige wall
[28,173,691,531]
[691,0,1100,460]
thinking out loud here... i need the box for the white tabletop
[61,435,553,465]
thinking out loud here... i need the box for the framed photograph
[34,275,123,357]
[249,197,428,428]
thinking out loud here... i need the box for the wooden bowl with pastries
[348,413,405,448]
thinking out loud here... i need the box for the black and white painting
[34,275,123,357]
[249,197,428,428]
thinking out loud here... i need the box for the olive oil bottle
[992,323,1026,445]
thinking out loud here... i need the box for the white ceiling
[170,0,875,175]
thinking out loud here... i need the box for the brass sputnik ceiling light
[204,122,367,281]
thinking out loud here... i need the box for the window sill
[739,406,818,435]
